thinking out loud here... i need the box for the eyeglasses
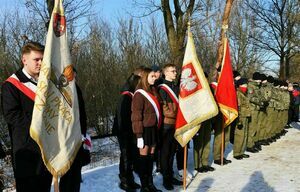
[167,70,177,73]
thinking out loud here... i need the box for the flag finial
[222,24,228,38]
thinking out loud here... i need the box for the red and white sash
[121,91,133,98]
[6,74,36,101]
[134,89,162,128]
[158,84,179,105]
[210,82,218,91]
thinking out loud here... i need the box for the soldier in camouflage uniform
[246,72,265,153]
[193,72,215,172]
[256,74,272,146]
[193,119,215,172]
[233,77,251,160]
[271,79,283,140]
[264,76,278,143]
[281,81,290,132]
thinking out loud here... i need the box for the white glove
[137,138,144,149]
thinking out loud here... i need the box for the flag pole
[183,145,187,190]
[53,176,59,192]
[221,119,225,166]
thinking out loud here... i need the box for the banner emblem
[180,63,202,98]
[53,13,66,37]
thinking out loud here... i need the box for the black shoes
[197,167,207,173]
[163,177,182,190]
[234,154,250,160]
[246,147,259,153]
[204,165,215,172]
[234,155,243,160]
[197,165,215,172]
[119,181,141,192]
[214,158,232,165]
[163,178,173,190]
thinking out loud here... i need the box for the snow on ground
[79,123,300,192]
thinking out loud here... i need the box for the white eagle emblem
[180,68,198,91]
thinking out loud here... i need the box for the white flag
[30,0,82,177]
[175,28,219,147]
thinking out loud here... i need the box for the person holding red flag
[213,38,238,165]
[131,67,162,192]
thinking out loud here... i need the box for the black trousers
[118,141,139,182]
[15,173,52,192]
[59,152,82,192]
[160,127,177,178]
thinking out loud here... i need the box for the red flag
[174,29,218,147]
[215,38,238,127]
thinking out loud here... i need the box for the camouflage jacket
[237,89,251,118]
[247,81,264,110]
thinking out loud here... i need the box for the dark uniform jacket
[1,69,49,178]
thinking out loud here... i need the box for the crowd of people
[0,41,299,192]
[113,64,300,192]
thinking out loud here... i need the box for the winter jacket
[113,89,135,146]
[131,88,159,138]
[159,79,179,125]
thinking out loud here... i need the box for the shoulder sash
[6,74,36,101]
[158,84,179,105]
[134,89,162,128]
[121,91,133,98]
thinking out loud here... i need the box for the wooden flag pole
[183,145,187,190]
[221,120,225,166]
[54,176,59,192]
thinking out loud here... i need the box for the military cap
[236,77,248,87]
[273,79,280,86]
[260,74,267,81]
[233,70,241,78]
[252,72,261,80]
[267,76,274,83]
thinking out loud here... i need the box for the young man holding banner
[1,42,53,192]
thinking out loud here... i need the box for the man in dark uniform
[1,42,53,192]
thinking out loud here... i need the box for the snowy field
[79,122,300,192]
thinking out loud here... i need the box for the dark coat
[1,69,49,178]
[113,91,135,147]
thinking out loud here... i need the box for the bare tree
[117,18,148,73]
[144,17,170,67]
[161,0,196,67]
[229,0,266,77]
[247,0,300,79]
[132,0,197,67]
